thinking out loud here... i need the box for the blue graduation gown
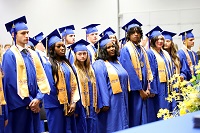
[75,81,97,133]
[147,49,172,121]
[66,49,74,65]
[2,49,43,133]
[93,60,129,133]
[178,49,199,81]
[43,61,77,133]
[119,46,149,126]
[0,105,8,133]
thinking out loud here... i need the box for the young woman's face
[75,51,88,63]
[106,42,115,57]
[155,35,165,50]
[54,42,66,57]
[109,35,117,43]
[163,39,172,50]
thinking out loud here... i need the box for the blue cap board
[27,37,39,47]
[34,32,44,42]
[41,29,61,49]
[82,24,100,34]
[5,16,28,34]
[119,37,126,45]
[162,31,176,41]
[179,29,194,41]
[94,34,112,49]
[59,25,75,38]
[122,18,142,32]
[69,39,89,53]
[99,27,116,37]
[146,26,163,39]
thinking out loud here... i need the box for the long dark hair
[126,26,143,42]
[150,35,165,48]
[95,42,119,61]
[48,43,74,84]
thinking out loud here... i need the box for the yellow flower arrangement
[157,61,200,120]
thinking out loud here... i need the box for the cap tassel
[184,32,188,48]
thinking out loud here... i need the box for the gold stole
[125,41,153,81]
[74,66,98,115]
[182,46,196,75]
[28,49,51,94]
[10,45,50,99]
[151,48,172,82]
[0,69,6,105]
[104,61,123,94]
[55,62,79,115]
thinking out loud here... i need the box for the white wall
[0,0,118,45]
[0,0,199,51]
[119,0,200,51]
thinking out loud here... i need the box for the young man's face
[184,38,194,49]
[15,30,29,46]
[87,32,98,44]
[65,34,75,45]
[129,31,141,44]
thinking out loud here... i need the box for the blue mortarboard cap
[179,29,194,41]
[41,29,61,48]
[119,37,126,45]
[59,25,75,38]
[27,37,39,47]
[99,27,116,37]
[162,31,176,41]
[94,35,111,49]
[5,16,28,34]
[146,26,163,39]
[34,32,44,42]
[82,24,100,34]
[69,39,89,53]
[122,18,142,32]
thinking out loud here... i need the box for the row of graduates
[0,15,199,133]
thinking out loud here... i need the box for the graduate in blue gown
[41,29,80,133]
[82,24,100,64]
[100,27,120,52]
[59,25,76,64]
[93,35,129,133]
[146,26,173,121]
[120,19,153,126]
[177,29,199,81]
[3,16,50,133]
[69,39,98,133]
[162,31,183,110]
[33,32,49,65]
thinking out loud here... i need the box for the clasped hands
[29,99,41,113]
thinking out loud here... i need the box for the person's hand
[67,102,76,116]
[29,99,41,113]
[4,119,8,127]
[145,89,150,97]
[139,89,148,100]
[180,76,184,82]
[101,106,110,112]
